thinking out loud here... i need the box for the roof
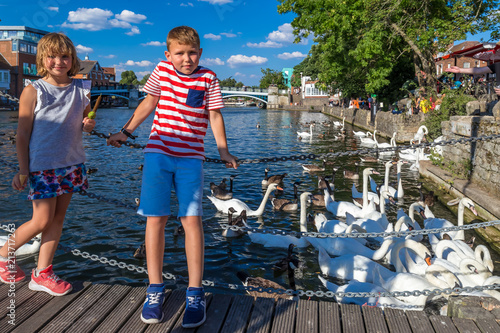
[102,67,116,75]
[435,41,500,62]
[0,53,11,69]
[78,60,98,75]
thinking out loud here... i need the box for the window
[463,62,470,69]
[19,42,27,53]
[31,64,37,75]
[12,40,18,52]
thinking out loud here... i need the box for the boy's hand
[494,86,500,97]
[82,117,96,132]
[107,132,128,147]
[219,150,239,169]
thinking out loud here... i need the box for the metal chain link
[0,90,19,103]
[88,129,500,164]
[78,189,137,210]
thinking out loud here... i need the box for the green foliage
[423,89,476,138]
[219,77,245,87]
[259,68,286,89]
[120,70,139,85]
[139,74,150,85]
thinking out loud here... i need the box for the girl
[0,32,95,296]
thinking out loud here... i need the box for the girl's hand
[12,173,28,191]
[107,132,128,147]
[445,66,461,74]
[219,150,239,169]
[82,117,96,132]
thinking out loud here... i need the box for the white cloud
[125,60,154,67]
[227,55,267,68]
[100,54,116,59]
[198,0,233,4]
[220,32,237,38]
[180,2,194,6]
[141,41,166,46]
[246,41,283,48]
[115,10,147,23]
[200,58,224,66]
[75,44,93,54]
[47,6,58,12]
[277,51,307,60]
[62,7,147,35]
[204,33,221,41]
[234,72,245,77]
[136,71,151,79]
[250,74,258,78]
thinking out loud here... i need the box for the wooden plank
[0,282,30,319]
[428,315,459,333]
[451,317,480,333]
[0,282,15,302]
[197,294,232,333]
[296,299,318,333]
[318,301,340,333]
[384,308,412,333]
[66,284,132,333]
[145,289,186,333]
[361,306,389,333]
[1,288,52,333]
[404,310,435,333]
[246,297,275,333]
[117,289,172,333]
[220,294,254,333]
[94,286,146,333]
[270,298,296,333]
[10,281,90,333]
[170,293,213,333]
[39,283,111,333]
[340,304,365,333]
[473,317,500,333]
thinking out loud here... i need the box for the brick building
[73,56,114,87]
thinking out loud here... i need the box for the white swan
[351,183,379,207]
[395,203,425,241]
[312,213,368,246]
[0,233,42,256]
[375,131,396,155]
[482,276,500,301]
[353,130,369,137]
[370,160,394,194]
[414,125,428,142]
[333,116,345,127]
[244,192,312,248]
[297,123,314,138]
[207,183,280,216]
[424,197,477,249]
[360,130,377,146]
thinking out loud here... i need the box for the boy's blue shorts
[137,153,204,218]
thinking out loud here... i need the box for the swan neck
[255,185,275,215]
[299,195,308,233]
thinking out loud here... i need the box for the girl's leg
[145,216,168,284]
[180,216,204,288]
[37,192,73,269]
[0,197,57,258]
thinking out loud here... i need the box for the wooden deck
[2,281,500,333]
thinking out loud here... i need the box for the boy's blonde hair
[167,26,200,50]
[36,32,80,77]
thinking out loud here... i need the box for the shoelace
[47,272,61,283]
[147,292,162,305]
[187,296,201,309]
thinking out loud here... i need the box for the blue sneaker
[182,287,206,328]
[140,284,165,324]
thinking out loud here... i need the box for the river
[0,106,497,298]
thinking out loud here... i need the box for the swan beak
[425,255,432,266]
[372,170,380,175]
[277,186,284,191]
[419,209,427,220]
[388,196,396,204]
[470,205,478,216]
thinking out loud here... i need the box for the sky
[0,0,313,86]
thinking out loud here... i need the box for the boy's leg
[180,216,204,287]
[145,216,168,284]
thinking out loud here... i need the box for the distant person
[447,64,500,96]
[107,26,238,328]
[0,33,96,295]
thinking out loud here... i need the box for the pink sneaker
[29,265,72,296]
[0,259,25,283]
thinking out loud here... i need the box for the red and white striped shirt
[142,61,224,159]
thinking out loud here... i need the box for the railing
[220,86,268,93]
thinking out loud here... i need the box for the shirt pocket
[186,89,205,108]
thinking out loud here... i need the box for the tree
[219,77,244,87]
[139,74,150,85]
[120,70,139,85]
[278,0,499,96]
[259,68,286,89]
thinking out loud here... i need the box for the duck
[133,242,146,259]
[210,175,237,200]
[244,192,312,248]
[343,162,360,180]
[0,233,41,256]
[237,268,296,300]
[207,182,281,216]
[297,123,314,138]
[256,122,261,128]
[222,208,247,237]
[261,168,287,187]
[271,181,301,212]
[272,243,301,272]
[417,182,436,207]
[302,159,326,172]
[360,150,380,162]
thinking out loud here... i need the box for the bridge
[90,86,270,107]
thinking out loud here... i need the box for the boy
[107,26,238,328]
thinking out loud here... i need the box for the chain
[77,189,137,210]
[88,130,500,164]
[221,220,500,239]
[0,90,19,103]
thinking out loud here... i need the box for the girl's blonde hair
[36,32,80,77]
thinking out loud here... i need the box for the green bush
[423,89,476,138]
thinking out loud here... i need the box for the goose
[417,182,436,207]
[207,183,281,216]
[271,181,301,212]
[424,197,478,249]
[244,192,312,248]
[302,159,326,172]
[414,125,428,142]
[0,233,41,256]
[343,162,360,180]
[318,275,415,310]
[272,243,301,272]
[318,167,338,190]
[237,268,296,300]
[360,130,377,146]
[297,123,314,138]
[222,208,247,238]
[210,175,237,200]
[261,168,287,187]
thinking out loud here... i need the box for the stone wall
[442,115,500,197]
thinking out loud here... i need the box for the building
[73,56,113,87]
[103,66,117,85]
[0,26,48,99]
[281,67,293,90]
